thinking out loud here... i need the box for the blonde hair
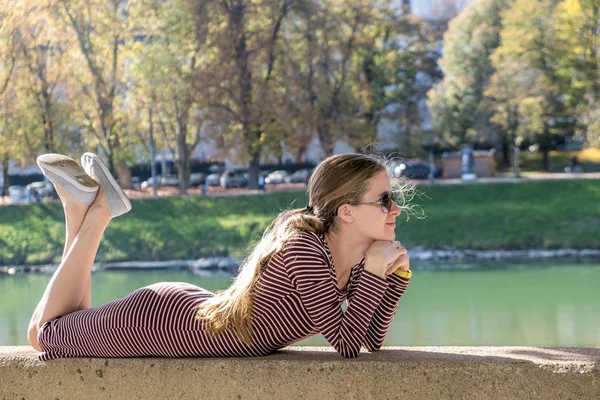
[194,152,415,343]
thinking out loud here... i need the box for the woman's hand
[364,240,409,278]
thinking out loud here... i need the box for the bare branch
[264,0,292,83]
[207,101,237,119]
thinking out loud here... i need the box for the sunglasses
[347,192,398,214]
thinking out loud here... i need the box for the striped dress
[37,231,410,360]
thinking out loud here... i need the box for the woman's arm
[362,273,410,351]
[284,232,389,358]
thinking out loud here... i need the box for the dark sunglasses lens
[381,193,392,213]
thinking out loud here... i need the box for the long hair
[194,153,413,343]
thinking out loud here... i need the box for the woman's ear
[336,204,354,224]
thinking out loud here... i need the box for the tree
[192,0,294,189]
[280,1,439,158]
[17,2,71,154]
[129,0,207,194]
[486,0,563,171]
[0,2,23,193]
[371,13,442,156]
[56,0,134,187]
[310,1,366,155]
[553,0,600,147]
[427,0,510,152]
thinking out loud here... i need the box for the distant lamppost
[148,107,158,198]
[461,143,476,182]
[513,137,521,179]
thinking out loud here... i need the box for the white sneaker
[81,152,132,218]
[36,154,99,206]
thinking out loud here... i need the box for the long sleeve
[283,232,388,358]
[362,273,410,351]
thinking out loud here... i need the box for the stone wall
[1,346,599,399]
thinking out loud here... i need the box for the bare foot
[55,186,89,222]
[84,179,111,227]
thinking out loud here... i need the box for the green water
[1,261,599,347]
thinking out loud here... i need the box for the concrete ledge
[1,346,599,399]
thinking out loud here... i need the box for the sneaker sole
[37,155,99,206]
[38,162,99,193]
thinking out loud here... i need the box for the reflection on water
[1,261,599,347]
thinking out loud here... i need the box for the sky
[411,0,475,19]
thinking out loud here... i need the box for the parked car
[220,170,248,189]
[27,181,57,199]
[141,175,159,189]
[161,175,179,186]
[131,176,142,190]
[8,185,27,204]
[394,162,443,179]
[140,174,179,189]
[141,175,163,189]
[205,173,222,187]
[189,172,206,186]
[265,170,289,184]
[285,169,311,184]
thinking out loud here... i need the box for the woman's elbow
[27,326,43,352]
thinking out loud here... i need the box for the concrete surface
[1,346,599,399]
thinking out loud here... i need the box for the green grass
[497,148,600,173]
[1,179,599,265]
[403,179,600,250]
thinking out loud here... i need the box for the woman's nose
[390,201,401,216]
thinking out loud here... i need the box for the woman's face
[351,170,401,242]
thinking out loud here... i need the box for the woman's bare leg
[56,187,92,311]
[28,186,89,349]
[28,184,111,350]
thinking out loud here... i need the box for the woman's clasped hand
[364,240,410,278]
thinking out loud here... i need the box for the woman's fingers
[366,241,409,277]
[385,252,410,275]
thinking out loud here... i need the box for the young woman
[28,152,412,360]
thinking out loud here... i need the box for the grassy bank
[497,148,600,173]
[1,179,599,265]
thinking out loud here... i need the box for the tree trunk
[230,0,259,189]
[539,125,551,172]
[501,142,510,168]
[105,133,132,189]
[278,140,285,165]
[41,113,55,153]
[148,107,158,197]
[42,87,55,153]
[176,126,189,195]
[114,159,132,189]
[542,149,549,172]
[295,147,305,163]
[2,155,9,198]
[317,123,335,155]
[248,154,260,190]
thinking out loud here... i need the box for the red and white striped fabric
[37,231,410,360]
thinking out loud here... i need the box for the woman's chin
[367,229,396,242]
[377,232,396,241]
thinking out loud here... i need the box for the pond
[1,260,599,348]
